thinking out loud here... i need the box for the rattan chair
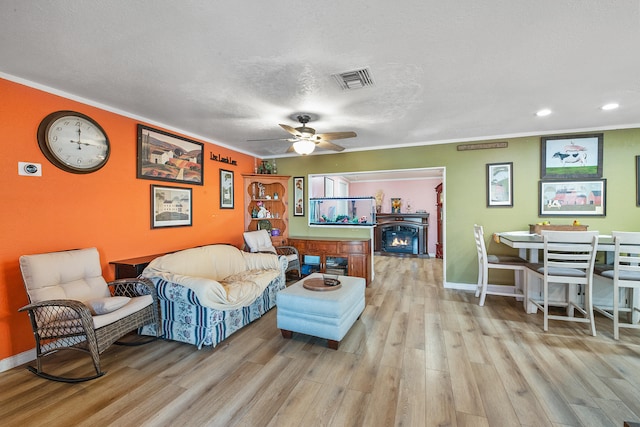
[243,230,301,278]
[473,225,527,306]
[593,231,640,339]
[527,230,599,335]
[19,247,160,382]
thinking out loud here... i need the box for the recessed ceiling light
[536,109,552,117]
[601,103,619,111]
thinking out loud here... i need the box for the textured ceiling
[1,1,639,158]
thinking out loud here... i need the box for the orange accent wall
[0,78,256,361]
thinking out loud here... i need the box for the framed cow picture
[540,133,603,180]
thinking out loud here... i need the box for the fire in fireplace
[382,228,418,254]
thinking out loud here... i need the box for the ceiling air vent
[332,67,375,90]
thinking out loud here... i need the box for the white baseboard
[0,348,36,373]
[444,281,476,291]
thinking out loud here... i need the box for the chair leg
[585,284,596,337]
[543,279,549,332]
[479,265,489,306]
[613,283,620,340]
[475,263,482,298]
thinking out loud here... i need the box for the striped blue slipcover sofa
[140,244,287,349]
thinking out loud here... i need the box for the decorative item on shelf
[251,206,259,218]
[258,182,265,198]
[391,198,402,213]
[374,189,384,214]
[272,159,277,174]
[271,228,281,237]
[257,219,272,232]
[251,182,257,200]
[274,192,279,200]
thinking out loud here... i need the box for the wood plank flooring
[2,256,640,426]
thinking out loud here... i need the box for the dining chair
[473,225,527,307]
[593,231,640,339]
[527,230,599,335]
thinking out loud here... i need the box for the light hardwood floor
[2,256,640,426]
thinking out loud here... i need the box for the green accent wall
[275,128,640,286]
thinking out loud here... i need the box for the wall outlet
[18,162,42,176]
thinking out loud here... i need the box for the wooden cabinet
[288,237,371,285]
[242,174,291,246]
[435,183,443,259]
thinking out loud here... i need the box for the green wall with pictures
[274,128,640,286]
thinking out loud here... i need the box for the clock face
[37,111,110,173]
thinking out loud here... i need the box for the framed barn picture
[539,179,606,217]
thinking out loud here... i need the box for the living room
[1,2,640,425]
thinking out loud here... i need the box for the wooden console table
[288,237,371,285]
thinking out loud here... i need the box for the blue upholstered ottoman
[276,273,365,349]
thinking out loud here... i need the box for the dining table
[496,231,614,263]
[495,231,617,314]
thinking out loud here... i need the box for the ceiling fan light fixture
[293,139,315,155]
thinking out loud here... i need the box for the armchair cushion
[20,247,110,304]
[87,296,131,315]
[243,230,277,254]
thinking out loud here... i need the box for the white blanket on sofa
[141,245,281,310]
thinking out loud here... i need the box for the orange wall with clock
[0,77,257,362]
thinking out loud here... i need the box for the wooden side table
[110,254,163,279]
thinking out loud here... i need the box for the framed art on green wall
[540,133,603,180]
[637,156,640,207]
[539,179,606,216]
[487,162,513,207]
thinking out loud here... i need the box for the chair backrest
[243,230,277,254]
[19,247,110,304]
[540,230,599,282]
[610,231,640,284]
[473,224,487,266]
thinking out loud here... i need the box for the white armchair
[243,230,301,278]
[19,247,159,382]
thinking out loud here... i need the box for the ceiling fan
[248,114,357,155]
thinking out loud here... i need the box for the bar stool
[593,231,640,339]
[473,225,527,307]
[527,230,599,335]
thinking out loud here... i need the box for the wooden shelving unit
[242,174,291,246]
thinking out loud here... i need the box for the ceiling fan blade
[285,144,296,153]
[316,140,345,152]
[279,124,302,137]
[313,131,357,141]
[247,137,295,142]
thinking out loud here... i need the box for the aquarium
[309,197,376,226]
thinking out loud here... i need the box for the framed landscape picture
[486,162,513,207]
[137,124,204,185]
[539,179,606,216]
[540,133,603,179]
[151,185,192,228]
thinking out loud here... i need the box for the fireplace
[375,213,429,257]
[382,227,419,254]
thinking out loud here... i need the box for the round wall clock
[37,111,110,174]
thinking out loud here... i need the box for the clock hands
[70,127,102,149]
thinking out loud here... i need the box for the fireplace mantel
[375,213,429,256]
[376,213,429,224]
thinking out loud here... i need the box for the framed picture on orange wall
[151,185,192,228]
[137,124,204,185]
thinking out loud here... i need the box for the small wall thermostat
[18,162,42,176]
